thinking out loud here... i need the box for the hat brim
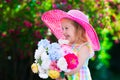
[42,9,100,51]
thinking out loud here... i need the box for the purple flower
[38,39,50,49]
[48,43,63,61]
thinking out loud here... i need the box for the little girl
[41,9,100,80]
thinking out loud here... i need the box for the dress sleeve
[85,42,95,58]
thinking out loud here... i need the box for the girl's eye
[62,27,68,30]
[65,27,68,29]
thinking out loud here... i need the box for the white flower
[34,45,46,60]
[34,49,41,60]
[38,65,48,79]
[47,29,52,36]
[40,53,51,70]
[57,57,68,71]
[39,73,48,79]
[58,39,69,45]
[41,58,51,70]
[41,52,49,61]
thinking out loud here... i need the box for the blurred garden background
[0,0,120,80]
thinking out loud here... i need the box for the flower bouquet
[31,39,79,79]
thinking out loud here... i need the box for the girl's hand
[65,72,74,76]
[65,68,79,76]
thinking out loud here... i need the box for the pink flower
[67,5,72,9]
[34,30,42,39]
[1,32,7,37]
[61,0,67,4]
[61,44,73,55]
[36,1,41,4]
[52,4,57,8]
[6,0,11,3]
[114,39,119,44]
[49,61,60,71]
[8,29,15,34]
[64,53,79,69]
[23,20,32,28]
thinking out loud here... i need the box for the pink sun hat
[41,9,100,51]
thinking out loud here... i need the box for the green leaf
[38,58,42,65]
[60,71,65,78]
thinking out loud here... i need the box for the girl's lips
[65,35,69,39]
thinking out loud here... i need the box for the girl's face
[61,18,77,45]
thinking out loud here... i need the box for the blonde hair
[71,20,88,44]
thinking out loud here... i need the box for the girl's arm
[65,45,90,75]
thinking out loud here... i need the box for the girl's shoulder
[81,42,94,58]
[72,42,94,58]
